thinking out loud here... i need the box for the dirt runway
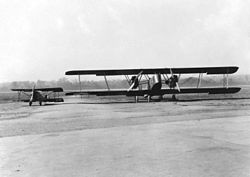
[1,96,250,177]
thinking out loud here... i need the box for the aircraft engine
[130,76,139,89]
[151,74,162,91]
[166,75,178,89]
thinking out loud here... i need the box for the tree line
[0,75,249,92]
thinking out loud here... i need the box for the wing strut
[78,75,82,92]
[78,75,84,99]
[17,91,21,102]
[197,73,203,88]
[125,75,131,86]
[226,68,229,88]
[223,69,229,88]
[226,73,229,88]
[104,75,110,91]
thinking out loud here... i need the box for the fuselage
[29,91,47,106]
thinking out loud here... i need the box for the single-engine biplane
[65,66,241,102]
[11,86,64,106]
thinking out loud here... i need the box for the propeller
[169,68,180,92]
[127,71,143,91]
[29,84,36,105]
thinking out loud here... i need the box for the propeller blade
[127,71,143,91]
[134,71,143,80]
[29,94,33,102]
[170,68,173,76]
[128,84,134,92]
[176,82,181,92]
[30,84,36,102]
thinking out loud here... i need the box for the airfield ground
[0,89,250,177]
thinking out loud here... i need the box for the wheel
[29,101,32,106]
[39,101,42,106]
[147,96,151,103]
[172,95,177,101]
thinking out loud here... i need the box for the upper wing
[35,87,64,92]
[66,87,241,96]
[65,66,238,76]
[11,87,63,92]
[11,88,32,92]
[169,66,238,74]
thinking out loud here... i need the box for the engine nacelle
[151,74,162,91]
[166,75,178,89]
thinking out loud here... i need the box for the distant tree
[1,74,250,92]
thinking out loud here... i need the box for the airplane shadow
[61,97,250,105]
[21,103,59,107]
[62,101,135,105]
[160,97,250,102]
[43,103,59,106]
[18,97,250,106]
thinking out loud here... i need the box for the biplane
[11,86,64,106]
[65,66,241,102]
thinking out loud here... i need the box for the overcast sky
[0,0,250,82]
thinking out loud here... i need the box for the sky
[0,0,250,82]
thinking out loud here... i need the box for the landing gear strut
[147,96,151,103]
[135,96,139,103]
[172,94,177,101]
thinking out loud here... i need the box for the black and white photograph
[0,0,250,176]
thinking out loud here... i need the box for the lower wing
[21,98,64,102]
[66,87,241,96]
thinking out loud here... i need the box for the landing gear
[172,94,177,101]
[39,101,42,106]
[147,96,151,103]
[135,96,139,103]
[29,101,32,106]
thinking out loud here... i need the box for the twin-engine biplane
[65,66,241,102]
[11,86,64,106]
